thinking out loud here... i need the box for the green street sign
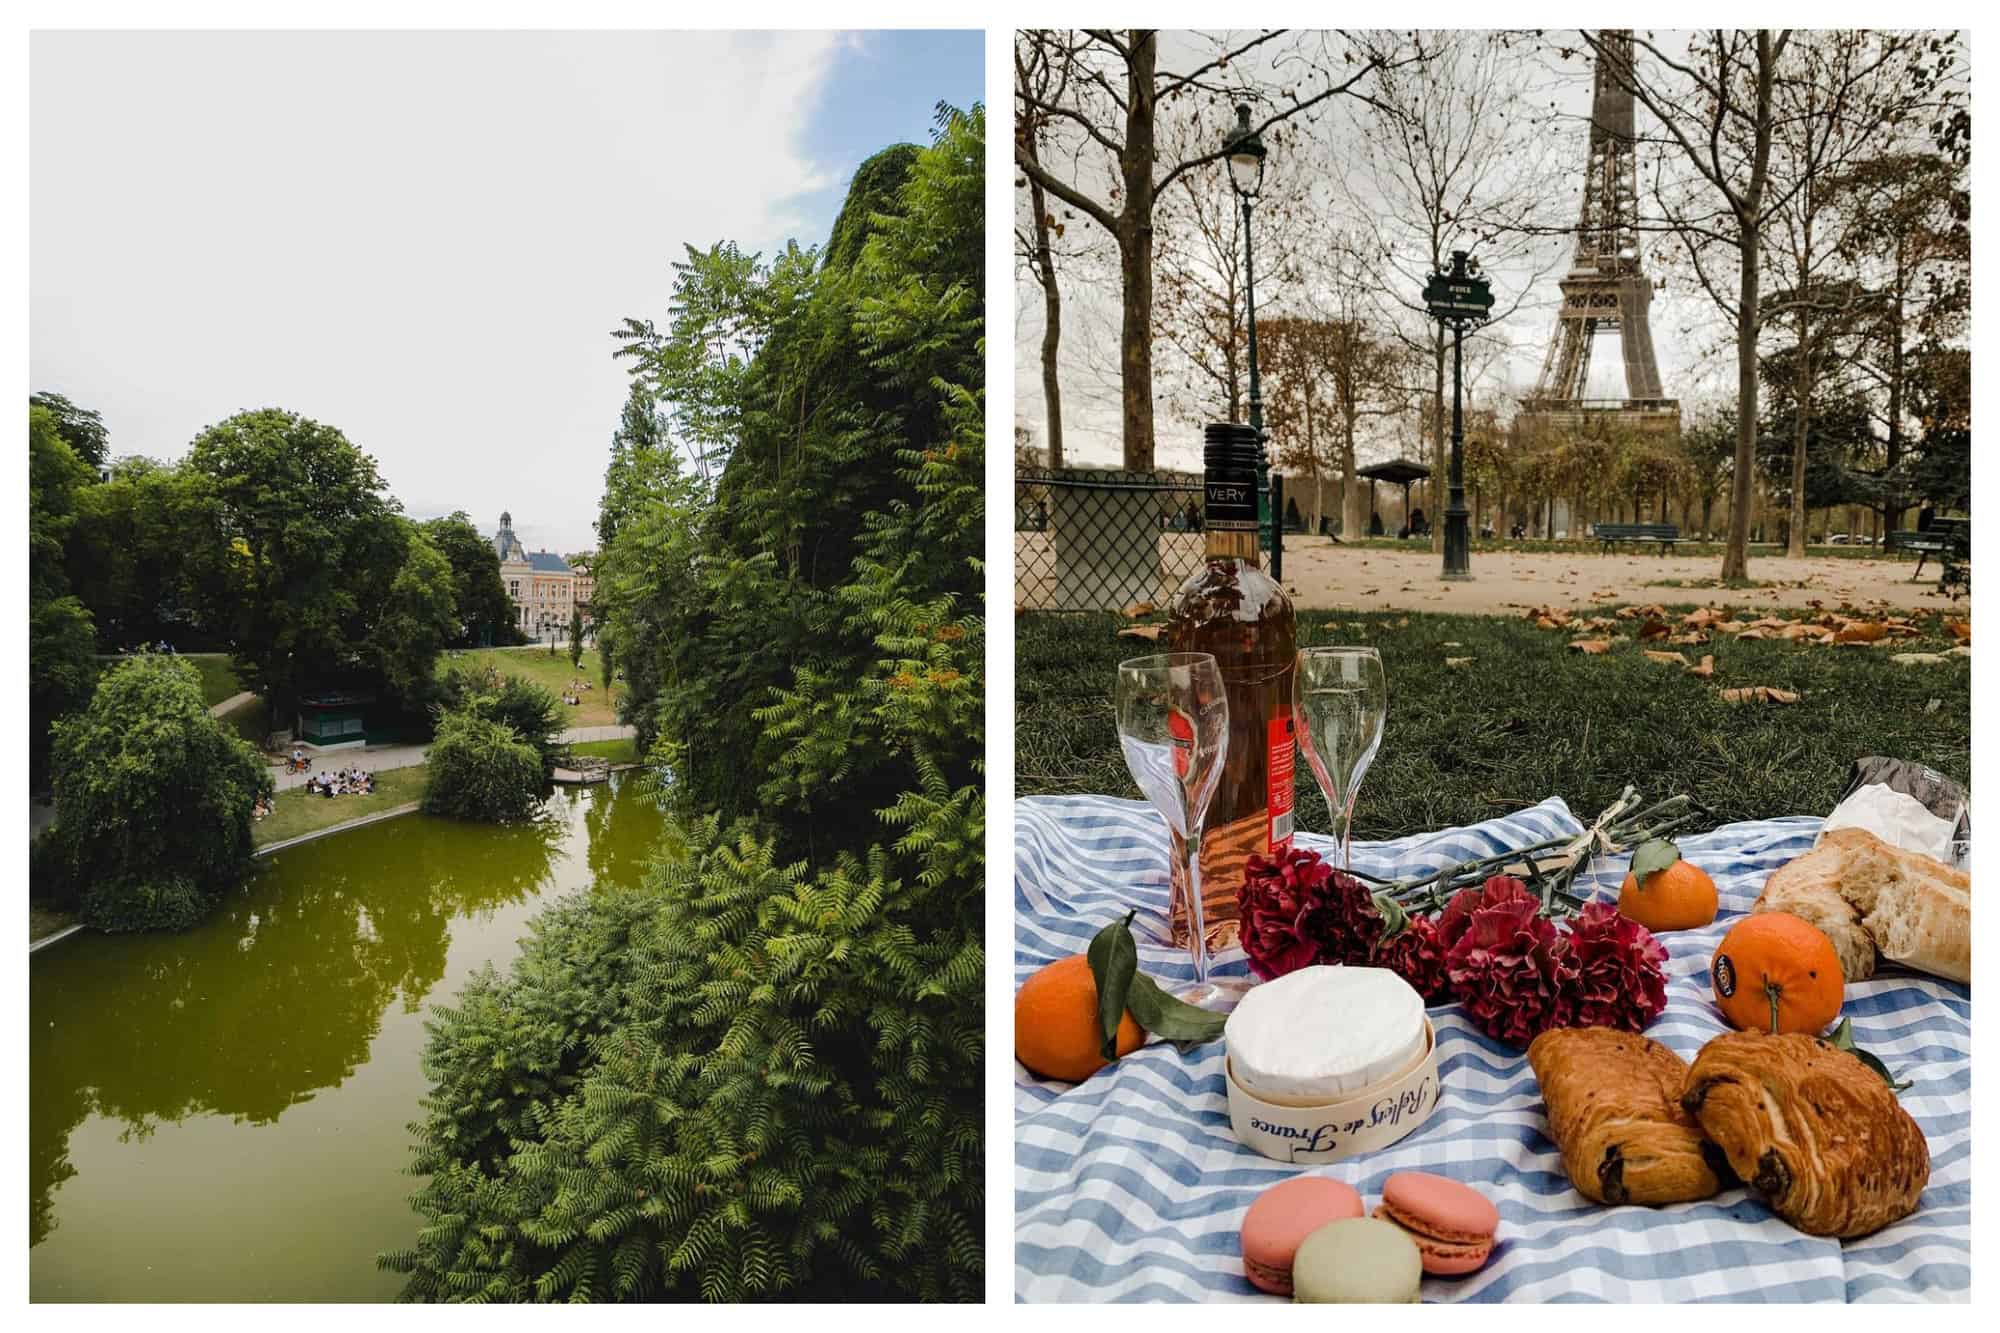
[1424,275,1494,321]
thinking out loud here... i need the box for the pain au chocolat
[1527,1027,1732,1207]
[1681,1031,1929,1238]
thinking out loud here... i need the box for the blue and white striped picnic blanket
[1015,795,1971,1302]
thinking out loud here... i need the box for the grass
[185,653,245,707]
[1642,577,1770,591]
[252,764,429,847]
[1017,608,1970,838]
[566,737,639,765]
[29,905,76,946]
[443,647,625,727]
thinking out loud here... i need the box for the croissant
[1527,1027,1731,1206]
[1681,1031,1929,1238]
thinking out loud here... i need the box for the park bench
[1596,522,1680,554]
[1887,517,1970,594]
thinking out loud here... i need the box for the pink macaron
[1373,1171,1500,1276]
[1240,1175,1365,1296]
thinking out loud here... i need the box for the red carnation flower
[1319,868,1388,967]
[1438,875,1537,952]
[1372,913,1450,1002]
[1239,847,1337,980]
[1565,902,1670,1032]
[1444,882,1576,1047]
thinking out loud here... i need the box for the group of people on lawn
[563,677,593,707]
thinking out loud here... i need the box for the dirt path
[1277,541,1968,615]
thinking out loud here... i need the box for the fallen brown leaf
[1718,685,1800,704]
[1638,619,1672,642]
[1643,650,1687,665]
[1117,625,1163,641]
[1122,601,1156,619]
[1445,657,1475,669]
[1833,621,1887,644]
[1947,619,1971,643]
[1667,631,1710,646]
[1685,655,1716,679]
[1569,639,1614,654]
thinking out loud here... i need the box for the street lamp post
[1223,104,1276,572]
[1422,250,1496,582]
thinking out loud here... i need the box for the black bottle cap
[1202,421,1260,530]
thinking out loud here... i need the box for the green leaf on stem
[1086,910,1139,1060]
[1628,838,1682,882]
[1827,1016,1914,1092]
[1125,971,1228,1048]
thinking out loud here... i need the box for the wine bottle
[1166,422,1297,950]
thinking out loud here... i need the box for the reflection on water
[29,773,663,1302]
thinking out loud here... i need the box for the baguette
[1752,826,1969,984]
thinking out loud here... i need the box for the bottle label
[1169,708,1192,779]
[1205,477,1260,532]
[1267,712,1295,849]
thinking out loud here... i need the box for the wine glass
[1116,652,1238,1006]
[1295,646,1388,870]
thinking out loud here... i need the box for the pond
[29,773,665,1302]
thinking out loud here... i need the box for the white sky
[1013,31,1732,474]
[31,29,932,554]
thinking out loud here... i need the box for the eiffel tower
[1524,30,1678,436]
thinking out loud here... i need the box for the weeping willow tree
[383,105,985,1303]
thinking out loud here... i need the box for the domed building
[491,511,591,638]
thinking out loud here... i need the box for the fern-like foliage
[386,105,985,1303]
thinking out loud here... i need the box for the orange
[1014,953,1145,1082]
[1618,857,1719,932]
[1710,912,1844,1035]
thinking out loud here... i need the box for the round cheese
[1225,965,1427,1106]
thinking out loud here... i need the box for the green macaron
[1290,1217,1424,1303]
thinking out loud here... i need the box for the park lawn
[253,764,429,848]
[185,653,244,707]
[1018,607,1970,838]
[567,737,639,765]
[29,904,76,947]
[443,647,625,728]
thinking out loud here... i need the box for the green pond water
[29,774,664,1302]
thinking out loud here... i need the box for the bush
[29,594,99,783]
[433,665,564,771]
[422,711,545,823]
[43,654,272,931]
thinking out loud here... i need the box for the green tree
[30,405,94,603]
[29,596,98,783]
[422,511,516,647]
[373,524,459,707]
[436,665,565,772]
[66,458,231,647]
[30,390,110,472]
[185,408,405,727]
[41,655,272,931]
[567,604,584,668]
[389,107,986,1304]
[421,710,544,824]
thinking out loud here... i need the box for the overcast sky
[32,28,983,554]
[1014,30,1733,474]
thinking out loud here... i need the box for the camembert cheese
[1225,966,1427,1107]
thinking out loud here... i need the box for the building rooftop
[525,551,572,575]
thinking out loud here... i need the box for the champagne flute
[1116,652,1239,1006]
[1295,646,1388,869]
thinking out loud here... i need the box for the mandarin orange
[1014,953,1145,1082]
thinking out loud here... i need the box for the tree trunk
[1786,306,1811,559]
[1341,408,1364,539]
[1883,243,1907,531]
[1720,33,1777,583]
[1027,170,1066,468]
[1118,31,1159,471]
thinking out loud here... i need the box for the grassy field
[29,905,76,946]
[443,647,625,727]
[252,765,428,847]
[1017,608,1970,837]
[566,737,639,764]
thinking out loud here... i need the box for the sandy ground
[1274,540,1969,615]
